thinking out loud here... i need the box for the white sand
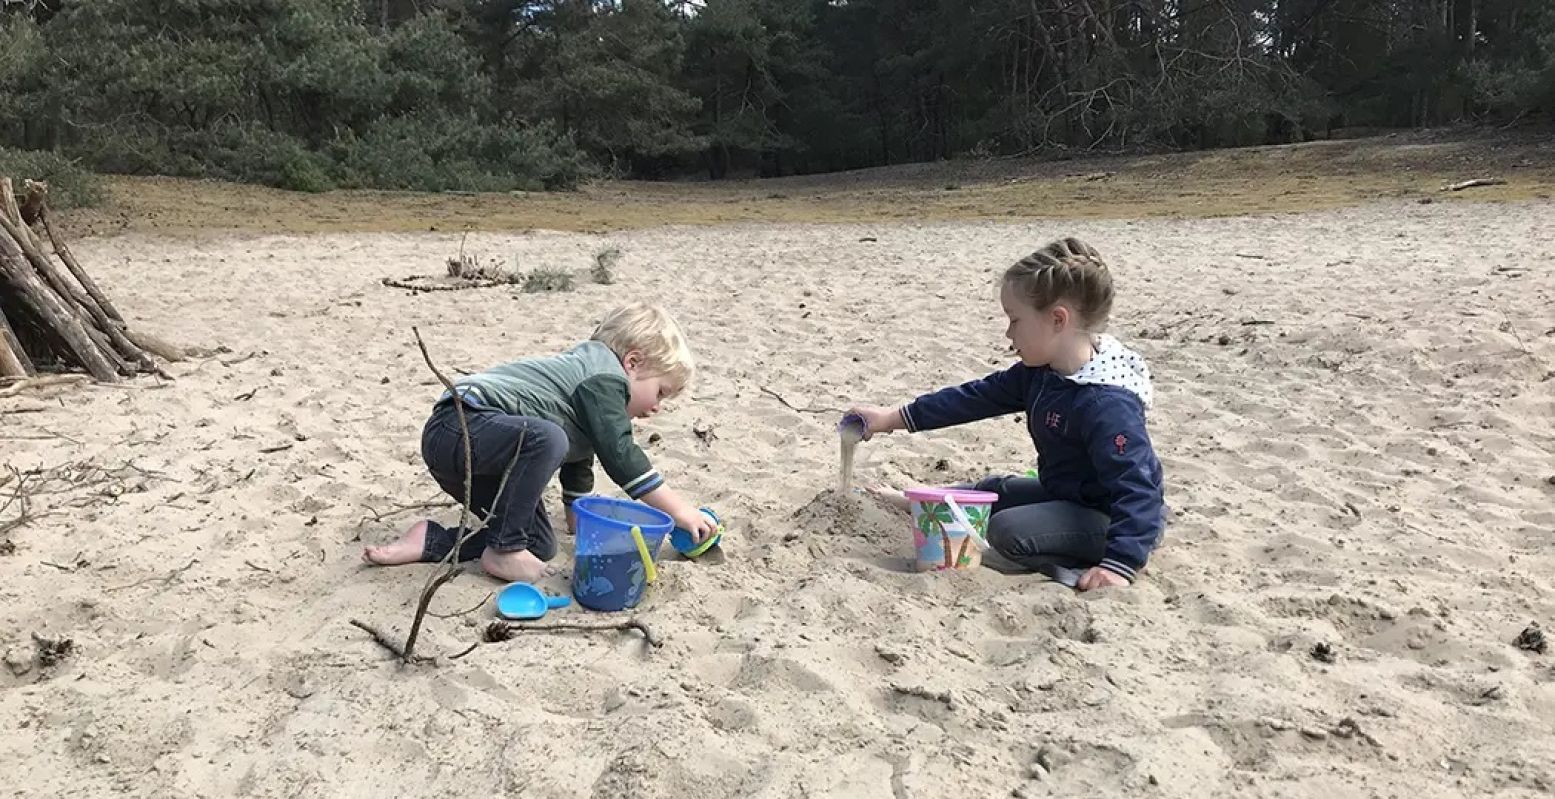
[2,201,1553,797]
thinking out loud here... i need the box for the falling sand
[838,425,863,493]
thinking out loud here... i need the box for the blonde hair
[1003,237,1114,330]
[591,302,695,393]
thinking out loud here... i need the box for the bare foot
[362,519,428,566]
[480,547,547,584]
[863,483,911,513]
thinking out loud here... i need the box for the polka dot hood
[1061,334,1153,410]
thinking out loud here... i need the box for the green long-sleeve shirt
[446,341,660,504]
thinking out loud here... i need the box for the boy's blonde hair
[591,302,695,393]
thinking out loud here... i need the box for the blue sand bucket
[571,496,674,611]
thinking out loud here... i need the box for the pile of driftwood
[0,177,180,383]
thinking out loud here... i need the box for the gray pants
[969,475,1109,578]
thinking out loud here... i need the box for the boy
[363,302,718,583]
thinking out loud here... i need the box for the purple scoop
[838,412,869,440]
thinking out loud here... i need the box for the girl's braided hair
[1002,237,1114,331]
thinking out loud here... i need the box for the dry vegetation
[54,130,1555,238]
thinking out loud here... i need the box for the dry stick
[80,320,131,376]
[362,499,458,524]
[0,467,30,537]
[1443,178,1506,192]
[429,590,494,619]
[38,206,123,324]
[350,618,429,663]
[398,327,527,664]
[447,642,481,660]
[485,619,663,649]
[40,206,184,364]
[399,568,462,663]
[1499,303,1532,356]
[759,386,844,415]
[0,374,89,397]
[398,327,476,664]
[382,276,507,293]
[106,558,198,592]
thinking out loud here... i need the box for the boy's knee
[528,418,570,462]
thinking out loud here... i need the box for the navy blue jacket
[901,363,1165,581]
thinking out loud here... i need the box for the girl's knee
[985,512,1025,555]
[972,474,1007,494]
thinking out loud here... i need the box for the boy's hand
[674,508,719,544]
[847,405,906,437]
[1077,567,1129,591]
[640,486,718,543]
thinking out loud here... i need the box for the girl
[849,237,1165,591]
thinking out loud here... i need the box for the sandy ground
[2,199,1554,798]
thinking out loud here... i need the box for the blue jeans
[970,475,1110,572]
[417,400,569,563]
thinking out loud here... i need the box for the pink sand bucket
[904,487,997,572]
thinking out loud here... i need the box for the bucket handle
[630,525,658,583]
[942,495,988,551]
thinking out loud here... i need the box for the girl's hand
[1077,567,1129,592]
[847,405,906,437]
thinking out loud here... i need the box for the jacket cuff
[1097,556,1139,583]
[621,469,663,500]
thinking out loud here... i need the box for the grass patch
[521,266,576,293]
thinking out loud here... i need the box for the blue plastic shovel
[495,582,572,620]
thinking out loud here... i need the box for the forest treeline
[1,0,1550,198]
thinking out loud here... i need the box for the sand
[2,200,1553,798]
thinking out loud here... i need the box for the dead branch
[400,326,478,664]
[361,499,458,524]
[1442,178,1506,192]
[106,558,198,592]
[396,329,529,665]
[483,619,663,649]
[0,466,31,536]
[39,205,122,324]
[0,374,87,398]
[429,590,494,619]
[350,618,433,664]
[383,276,507,294]
[759,386,844,415]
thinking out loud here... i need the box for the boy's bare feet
[362,519,429,566]
[863,483,911,513]
[480,547,547,583]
